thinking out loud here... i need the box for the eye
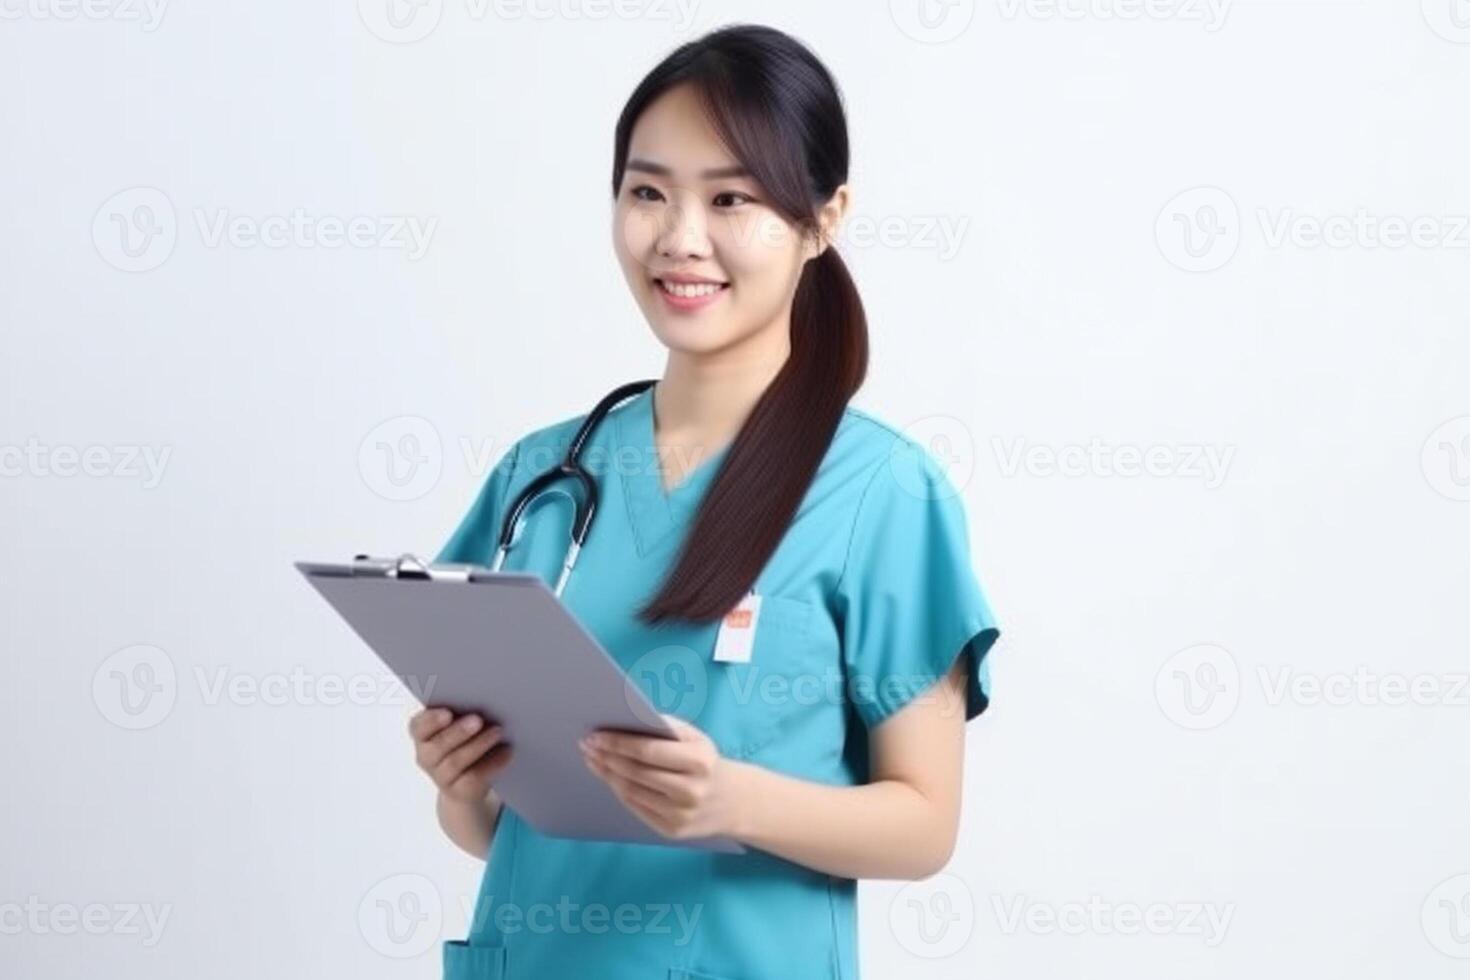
[713,191,755,208]
[629,184,664,203]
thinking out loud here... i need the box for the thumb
[660,714,705,741]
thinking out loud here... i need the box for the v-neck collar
[614,384,733,557]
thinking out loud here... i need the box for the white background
[3,0,1469,977]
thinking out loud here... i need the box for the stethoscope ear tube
[491,378,659,597]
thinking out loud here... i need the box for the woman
[411,23,1001,980]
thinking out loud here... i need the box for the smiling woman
[608,28,868,625]
[419,22,1002,980]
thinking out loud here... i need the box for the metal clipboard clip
[350,553,474,583]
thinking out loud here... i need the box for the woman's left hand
[580,715,745,842]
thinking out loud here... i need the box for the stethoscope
[489,379,658,597]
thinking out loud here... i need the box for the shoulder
[826,401,959,497]
[499,393,645,474]
[834,403,921,453]
[828,404,983,594]
[509,412,585,458]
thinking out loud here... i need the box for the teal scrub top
[434,385,1000,980]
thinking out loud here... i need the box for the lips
[652,276,730,311]
[654,277,729,298]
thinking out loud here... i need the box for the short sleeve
[833,442,1001,729]
[435,440,522,565]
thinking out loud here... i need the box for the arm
[436,789,504,861]
[582,653,971,880]
[732,654,968,878]
[410,707,515,862]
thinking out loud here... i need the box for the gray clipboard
[296,554,745,854]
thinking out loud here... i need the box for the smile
[655,278,728,297]
[653,277,730,311]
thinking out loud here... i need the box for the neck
[653,330,790,450]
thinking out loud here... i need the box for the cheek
[718,216,802,298]
[614,206,661,270]
[722,211,799,259]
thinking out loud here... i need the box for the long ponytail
[611,24,869,624]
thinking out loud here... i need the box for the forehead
[625,84,744,179]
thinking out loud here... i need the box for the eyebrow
[624,158,751,180]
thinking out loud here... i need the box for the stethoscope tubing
[491,379,659,597]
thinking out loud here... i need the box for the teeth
[659,279,724,298]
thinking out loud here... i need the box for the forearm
[726,761,955,880]
[436,789,503,860]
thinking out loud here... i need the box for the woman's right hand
[409,707,514,804]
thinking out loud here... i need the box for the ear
[803,183,852,262]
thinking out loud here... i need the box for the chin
[647,319,739,355]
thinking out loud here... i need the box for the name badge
[713,591,762,663]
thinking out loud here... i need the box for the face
[612,83,837,361]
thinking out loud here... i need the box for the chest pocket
[695,593,837,761]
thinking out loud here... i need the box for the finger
[585,757,676,836]
[621,780,686,821]
[445,743,514,798]
[660,714,704,740]
[617,790,676,838]
[433,726,504,783]
[584,751,643,803]
[588,731,700,774]
[421,713,486,766]
[409,706,454,741]
[585,747,692,804]
[621,785,688,838]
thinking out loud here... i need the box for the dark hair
[611,24,869,625]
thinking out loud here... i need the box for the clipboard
[296,554,745,854]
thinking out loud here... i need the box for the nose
[655,188,712,260]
